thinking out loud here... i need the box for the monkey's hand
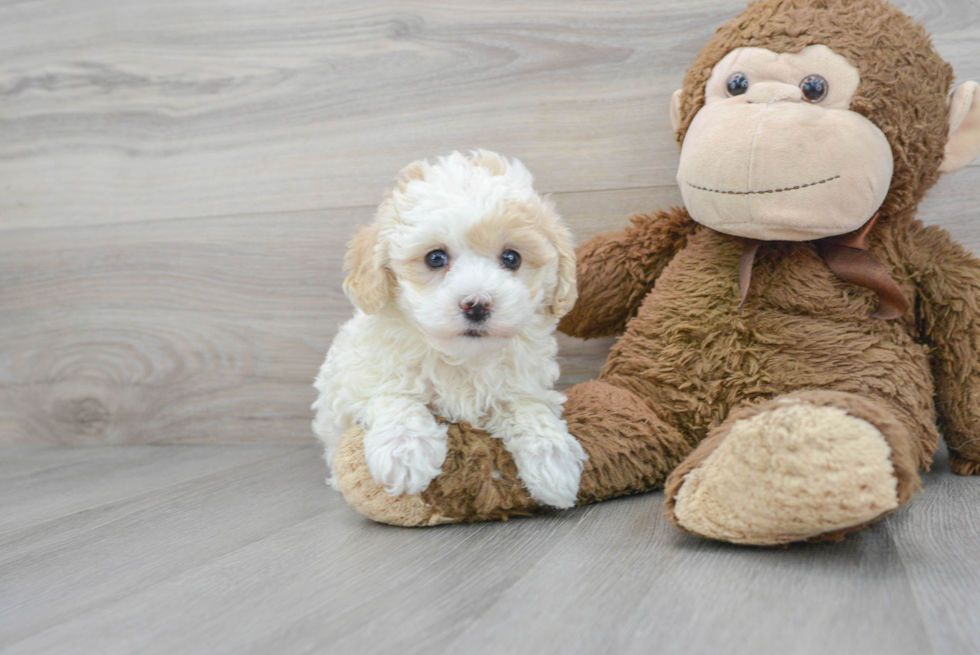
[558,207,697,339]
[911,224,980,475]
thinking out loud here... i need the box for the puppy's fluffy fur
[312,150,587,508]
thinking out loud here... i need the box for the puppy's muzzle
[461,299,492,323]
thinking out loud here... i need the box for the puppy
[312,150,587,508]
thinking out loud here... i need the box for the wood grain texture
[0,445,300,535]
[1,444,978,654]
[1,0,978,444]
[0,448,328,646]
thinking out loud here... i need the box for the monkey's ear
[670,89,683,133]
[343,225,392,314]
[940,81,980,174]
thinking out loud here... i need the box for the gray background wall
[2,0,978,445]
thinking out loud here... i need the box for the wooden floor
[1,444,978,655]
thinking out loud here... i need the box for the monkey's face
[676,45,893,241]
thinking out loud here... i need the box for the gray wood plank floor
[1,444,978,655]
[2,0,978,445]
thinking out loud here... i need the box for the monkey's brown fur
[334,0,980,539]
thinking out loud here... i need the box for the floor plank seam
[0,184,696,237]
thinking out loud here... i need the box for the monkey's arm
[558,207,697,339]
[911,224,980,475]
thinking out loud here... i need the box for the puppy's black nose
[461,300,491,323]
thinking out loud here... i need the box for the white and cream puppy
[312,150,587,508]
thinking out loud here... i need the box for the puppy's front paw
[363,423,448,496]
[509,428,587,509]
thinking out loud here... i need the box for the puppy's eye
[800,74,829,103]
[425,249,449,270]
[500,249,521,271]
[726,72,749,97]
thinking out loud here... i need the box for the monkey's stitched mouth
[686,175,840,196]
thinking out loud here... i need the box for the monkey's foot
[664,391,918,546]
[948,454,980,476]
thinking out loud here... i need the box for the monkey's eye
[800,74,829,103]
[500,249,521,271]
[726,72,750,96]
[425,249,449,270]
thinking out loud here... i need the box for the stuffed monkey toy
[332,0,980,545]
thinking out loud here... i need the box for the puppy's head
[344,150,576,355]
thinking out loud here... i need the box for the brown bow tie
[737,213,910,320]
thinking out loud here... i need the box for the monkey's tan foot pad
[334,422,538,526]
[664,394,909,546]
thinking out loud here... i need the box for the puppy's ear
[395,161,427,193]
[544,205,578,318]
[343,224,392,314]
[551,230,578,317]
[471,150,508,176]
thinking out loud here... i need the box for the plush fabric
[663,390,918,545]
[942,81,980,172]
[677,45,893,241]
[673,0,954,220]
